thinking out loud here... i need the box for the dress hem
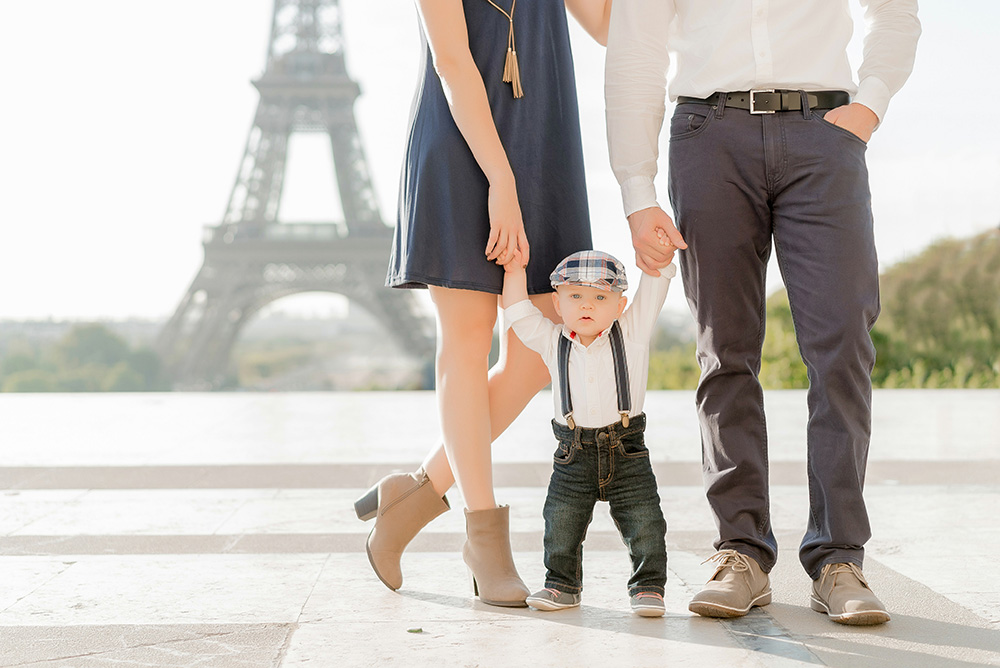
[387,272,555,296]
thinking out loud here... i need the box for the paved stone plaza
[1,391,998,667]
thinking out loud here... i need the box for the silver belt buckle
[749,89,776,114]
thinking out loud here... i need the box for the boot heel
[471,573,480,597]
[354,486,379,521]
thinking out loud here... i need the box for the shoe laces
[702,549,753,573]
[821,562,870,590]
[633,592,663,601]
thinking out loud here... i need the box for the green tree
[1,351,37,377]
[1,324,173,392]
[873,229,1000,387]
[125,347,168,390]
[648,344,700,389]
[56,325,129,368]
[2,369,59,392]
[57,364,110,392]
[102,363,146,391]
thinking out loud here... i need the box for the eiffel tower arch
[157,0,433,388]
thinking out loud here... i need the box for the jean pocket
[553,441,577,465]
[618,436,650,459]
[812,113,868,146]
[669,105,713,141]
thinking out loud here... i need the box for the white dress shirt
[605,0,921,217]
[504,265,676,428]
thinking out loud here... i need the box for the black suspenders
[558,321,631,430]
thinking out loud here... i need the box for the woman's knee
[431,289,498,361]
[494,328,549,385]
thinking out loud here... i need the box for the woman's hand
[485,176,530,267]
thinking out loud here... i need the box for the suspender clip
[564,413,576,430]
[619,411,630,428]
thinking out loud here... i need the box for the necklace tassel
[488,1,523,99]
[508,50,523,98]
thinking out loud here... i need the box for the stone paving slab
[0,625,293,668]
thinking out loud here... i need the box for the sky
[2,1,998,322]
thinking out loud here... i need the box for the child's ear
[551,291,562,317]
[617,295,628,318]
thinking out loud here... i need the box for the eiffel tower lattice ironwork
[157,0,433,387]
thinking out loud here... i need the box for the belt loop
[798,90,811,120]
[714,93,726,120]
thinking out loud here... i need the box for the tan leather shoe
[688,549,772,618]
[811,563,890,625]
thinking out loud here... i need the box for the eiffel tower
[157,0,433,388]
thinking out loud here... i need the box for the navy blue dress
[386,0,592,295]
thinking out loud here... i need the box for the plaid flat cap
[550,250,628,292]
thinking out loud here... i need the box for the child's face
[552,284,627,346]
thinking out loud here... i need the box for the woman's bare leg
[426,286,501,510]
[422,292,560,497]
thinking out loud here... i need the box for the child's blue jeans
[543,413,667,596]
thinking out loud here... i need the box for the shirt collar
[560,323,615,346]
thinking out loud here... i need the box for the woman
[355,0,612,607]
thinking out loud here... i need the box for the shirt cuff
[620,176,659,218]
[853,76,892,127]
[502,299,539,329]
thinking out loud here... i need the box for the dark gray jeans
[543,414,667,596]
[667,94,879,580]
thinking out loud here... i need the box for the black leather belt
[677,90,850,114]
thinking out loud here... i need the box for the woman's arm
[565,0,612,46]
[414,0,527,265]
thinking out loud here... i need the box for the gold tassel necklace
[483,0,523,98]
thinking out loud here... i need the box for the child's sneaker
[630,591,665,617]
[526,587,581,611]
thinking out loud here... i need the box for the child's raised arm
[501,248,530,309]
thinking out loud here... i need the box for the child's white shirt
[504,264,676,428]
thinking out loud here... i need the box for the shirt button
[588,376,595,383]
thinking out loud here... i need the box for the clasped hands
[484,176,530,268]
[628,206,687,277]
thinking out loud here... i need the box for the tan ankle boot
[463,505,529,607]
[355,468,449,591]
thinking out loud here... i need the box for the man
[605,0,920,625]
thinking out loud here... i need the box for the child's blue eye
[571,294,581,299]
[596,295,605,301]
